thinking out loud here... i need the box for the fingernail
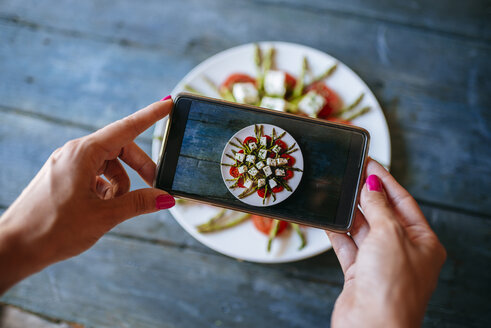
[156,194,175,209]
[366,175,382,192]
[160,95,171,101]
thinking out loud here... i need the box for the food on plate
[221,124,302,204]
[183,44,372,252]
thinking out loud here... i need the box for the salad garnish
[222,124,302,205]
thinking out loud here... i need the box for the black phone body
[155,93,370,232]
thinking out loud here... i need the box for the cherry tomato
[281,153,295,166]
[283,170,294,180]
[251,215,289,236]
[274,140,288,151]
[237,177,245,188]
[284,72,297,90]
[243,136,257,145]
[221,73,256,91]
[264,135,272,146]
[238,149,244,154]
[257,187,271,198]
[229,166,240,178]
[272,185,284,193]
[305,81,342,118]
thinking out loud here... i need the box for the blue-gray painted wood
[1,206,490,327]
[1,0,489,42]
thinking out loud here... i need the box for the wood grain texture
[1,206,490,327]
[0,0,490,214]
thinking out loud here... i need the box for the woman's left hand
[0,99,175,293]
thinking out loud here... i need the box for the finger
[359,174,399,230]
[95,176,114,200]
[91,99,173,151]
[365,159,429,229]
[326,231,357,275]
[103,159,130,196]
[104,188,175,225]
[349,209,370,247]
[119,141,156,186]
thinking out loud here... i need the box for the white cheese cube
[264,71,286,97]
[260,136,267,146]
[248,167,259,177]
[248,141,257,150]
[246,154,256,163]
[232,82,259,104]
[269,179,278,188]
[298,91,326,117]
[258,149,268,159]
[235,152,245,162]
[238,165,247,174]
[255,161,265,170]
[272,144,281,153]
[243,178,253,189]
[277,157,288,166]
[257,178,266,188]
[263,166,273,177]
[266,158,276,167]
[260,96,287,112]
[275,168,285,176]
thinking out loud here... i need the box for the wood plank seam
[0,14,164,51]
[0,302,83,327]
[248,0,491,44]
[0,104,154,144]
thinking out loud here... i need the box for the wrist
[0,210,52,294]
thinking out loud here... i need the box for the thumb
[359,174,396,228]
[107,188,175,224]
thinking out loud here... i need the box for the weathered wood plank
[1,235,341,328]
[1,205,490,327]
[0,2,490,214]
[1,0,489,42]
[260,0,491,41]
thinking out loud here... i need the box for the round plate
[220,124,304,207]
[152,41,391,263]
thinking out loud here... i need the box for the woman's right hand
[326,159,447,328]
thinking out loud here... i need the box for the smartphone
[155,93,369,231]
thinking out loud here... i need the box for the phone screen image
[159,96,367,229]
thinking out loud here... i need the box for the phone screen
[157,95,368,230]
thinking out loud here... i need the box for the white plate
[152,41,391,263]
[220,124,304,206]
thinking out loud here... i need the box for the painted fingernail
[366,175,382,192]
[156,194,175,209]
[160,95,171,101]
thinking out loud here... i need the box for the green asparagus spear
[267,219,280,252]
[291,223,306,250]
[336,93,365,117]
[292,56,308,99]
[310,63,338,84]
[202,75,221,96]
[196,211,250,233]
[184,84,204,95]
[345,106,371,121]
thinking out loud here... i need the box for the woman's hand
[0,100,175,294]
[327,159,446,328]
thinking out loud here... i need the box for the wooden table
[0,1,490,327]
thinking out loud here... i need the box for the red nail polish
[155,194,175,209]
[366,175,382,192]
[160,95,171,101]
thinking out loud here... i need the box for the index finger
[92,99,173,150]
